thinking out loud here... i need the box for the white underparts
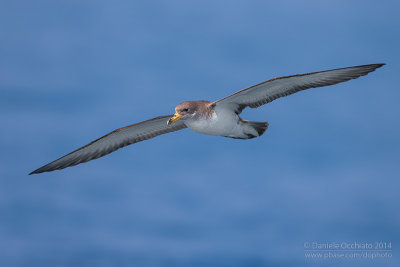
[184,106,259,139]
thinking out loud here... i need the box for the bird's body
[183,101,262,139]
[30,63,385,174]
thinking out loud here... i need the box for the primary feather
[214,64,384,114]
[30,116,186,174]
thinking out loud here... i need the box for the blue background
[1,0,399,266]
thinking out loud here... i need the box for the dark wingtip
[29,170,40,175]
[356,63,385,74]
[358,63,385,70]
[29,167,46,175]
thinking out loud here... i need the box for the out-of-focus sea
[1,1,399,266]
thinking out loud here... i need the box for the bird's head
[167,101,213,125]
[167,101,198,125]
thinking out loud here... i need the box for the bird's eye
[182,108,189,112]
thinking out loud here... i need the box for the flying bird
[30,63,385,174]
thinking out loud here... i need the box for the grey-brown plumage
[30,63,384,174]
[214,63,385,114]
[29,116,186,174]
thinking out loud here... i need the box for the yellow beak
[167,113,182,125]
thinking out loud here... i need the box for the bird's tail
[243,120,269,138]
[223,120,269,139]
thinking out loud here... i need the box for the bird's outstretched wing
[213,63,385,114]
[30,115,186,174]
